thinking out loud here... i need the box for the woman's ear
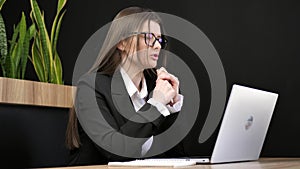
[117,40,126,52]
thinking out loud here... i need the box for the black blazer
[69,69,184,166]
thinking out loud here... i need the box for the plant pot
[0,77,75,108]
[0,77,76,168]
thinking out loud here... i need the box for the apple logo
[245,115,254,130]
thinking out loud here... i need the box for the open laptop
[109,84,279,166]
[188,84,279,164]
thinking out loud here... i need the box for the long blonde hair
[89,6,165,75]
[66,6,166,149]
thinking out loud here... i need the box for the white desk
[43,158,300,169]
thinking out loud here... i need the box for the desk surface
[45,158,300,169]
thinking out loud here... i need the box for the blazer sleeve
[75,73,170,161]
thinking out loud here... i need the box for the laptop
[189,84,279,164]
[109,84,279,166]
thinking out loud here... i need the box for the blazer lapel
[111,70,136,119]
[110,69,157,121]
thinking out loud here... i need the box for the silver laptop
[190,84,279,164]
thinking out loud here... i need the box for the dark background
[1,0,300,167]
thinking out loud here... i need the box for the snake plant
[30,0,67,84]
[0,13,7,76]
[0,0,35,79]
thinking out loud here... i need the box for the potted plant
[0,0,74,108]
[0,0,73,167]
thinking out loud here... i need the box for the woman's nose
[153,40,162,49]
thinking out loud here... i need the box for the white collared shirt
[120,67,184,156]
[120,68,148,112]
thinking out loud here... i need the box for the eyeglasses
[132,32,168,49]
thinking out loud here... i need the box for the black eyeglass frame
[131,32,168,49]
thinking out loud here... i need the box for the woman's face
[123,20,162,71]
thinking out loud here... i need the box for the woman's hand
[156,67,180,104]
[153,79,176,105]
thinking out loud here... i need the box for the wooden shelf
[0,77,76,108]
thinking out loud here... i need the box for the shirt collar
[120,67,148,98]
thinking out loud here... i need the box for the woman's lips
[151,54,159,60]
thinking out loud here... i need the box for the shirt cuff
[147,98,170,117]
[167,94,184,113]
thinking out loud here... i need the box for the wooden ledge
[0,77,76,108]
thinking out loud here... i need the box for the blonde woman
[66,6,184,166]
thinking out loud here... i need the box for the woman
[66,6,184,166]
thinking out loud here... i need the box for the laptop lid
[210,84,278,163]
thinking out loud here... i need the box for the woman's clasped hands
[153,67,180,106]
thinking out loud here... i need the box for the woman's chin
[141,61,157,69]
[149,62,157,69]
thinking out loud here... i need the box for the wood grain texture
[0,77,76,108]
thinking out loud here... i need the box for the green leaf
[52,0,67,44]
[21,24,35,79]
[9,22,19,56]
[35,31,42,55]
[50,11,58,49]
[14,12,26,73]
[52,10,65,56]
[30,0,52,81]
[0,14,7,57]
[31,38,46,82]
[10,42,20,78]
[53,51,63,84]
[57,0,67,15]
[36,34,47,81]
[3,48,10,76]
[0,0,6,11]
[0,14,7,76]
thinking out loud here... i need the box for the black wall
[1,0,300,165]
